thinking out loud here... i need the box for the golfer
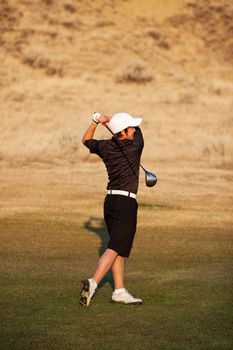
[80,112,144,306]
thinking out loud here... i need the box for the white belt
[107,190,137,199]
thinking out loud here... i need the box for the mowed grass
[0,213,232,350]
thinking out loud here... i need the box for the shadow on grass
[84,217,114,291]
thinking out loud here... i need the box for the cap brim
[129,117,142,127]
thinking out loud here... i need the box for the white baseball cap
[107,112,142,134]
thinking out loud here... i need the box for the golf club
[103,123,157,187]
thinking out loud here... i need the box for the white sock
[114,288,126,295]
[88,278,97,289]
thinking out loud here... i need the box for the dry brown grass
[0,0,232,171]
[0,3,232,167]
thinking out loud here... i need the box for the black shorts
[104,194,138,258]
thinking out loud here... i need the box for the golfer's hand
[98,114,109,124]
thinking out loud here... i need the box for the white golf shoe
[79,279,97,306]
[112,289,142,305]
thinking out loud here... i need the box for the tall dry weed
[201,133,233,162]
[116,61,153,84]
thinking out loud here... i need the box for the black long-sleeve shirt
[84,127,144,194]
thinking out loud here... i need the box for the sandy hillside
[0,0,233,167]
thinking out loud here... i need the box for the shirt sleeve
[133,127,144,150]
[84,139,104,157]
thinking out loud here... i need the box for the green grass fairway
[1,213,232,350]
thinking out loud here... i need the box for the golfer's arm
[82,123,98,144]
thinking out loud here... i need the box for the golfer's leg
[92,248,118,285]
[112,255,125,289]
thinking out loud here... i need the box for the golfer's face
[127,127,136,140]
